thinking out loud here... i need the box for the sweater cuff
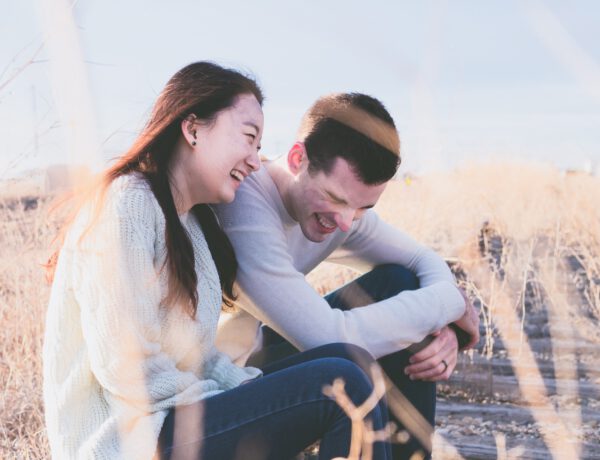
[436,281,466,326]
[210,359,262,391]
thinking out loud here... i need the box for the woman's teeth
[230,170,244,182]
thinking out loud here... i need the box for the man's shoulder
[212,167,283,229]
[240,166,275,200]
[221,167,274,208]
[347,208,382,234]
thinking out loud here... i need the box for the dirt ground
[435,309,600,459]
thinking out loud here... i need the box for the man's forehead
[318,159,387,205]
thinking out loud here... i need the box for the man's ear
[287,142,308,175]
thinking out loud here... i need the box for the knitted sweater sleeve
[73,186,223,413]
[203,348,261,388]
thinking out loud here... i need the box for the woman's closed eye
[245,133,261,150]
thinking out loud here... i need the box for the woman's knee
[313,358,389,438]
[315,357,374,403]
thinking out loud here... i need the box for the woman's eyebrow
[243,121,260,134]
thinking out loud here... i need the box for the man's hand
[404,326,458,381]
[452,288,480,350]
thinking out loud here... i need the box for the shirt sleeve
[219,190,465,359]
[73,186,225,414]
[330,209,466,322]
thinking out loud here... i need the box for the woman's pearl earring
[192,141,196,146]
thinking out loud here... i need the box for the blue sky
[1,0,599,177]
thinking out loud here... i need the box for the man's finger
[405,345,455,375]
[409,331,448,363]
[410,327,456,363]
[409,340,442,363]
[405,351,453,375]
[405,357,437,375]
[408,363,444,380]
[406,330,458,379]
[409,351,457,381]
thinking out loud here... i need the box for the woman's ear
[287,142,308,175]
[181,115,198,147]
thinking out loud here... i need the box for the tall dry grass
[0,193,60,459]
[1,162,599,459]
[376,161,600,344]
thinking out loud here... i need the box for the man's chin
[300,225,329,243]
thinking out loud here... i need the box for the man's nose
[335,208,355,232]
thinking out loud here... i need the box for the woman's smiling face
[186,93,264,204]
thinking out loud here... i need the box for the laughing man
[214,93,479,459]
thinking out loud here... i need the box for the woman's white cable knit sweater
[43,174,260,459]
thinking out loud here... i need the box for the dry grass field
[0,191,57,458]
[1,162,599,459]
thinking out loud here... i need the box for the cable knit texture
[43,174,261,460]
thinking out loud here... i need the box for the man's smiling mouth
[315,213,336,230]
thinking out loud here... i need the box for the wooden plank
[433,432,600,459]
[489,337,600,355]
[454,353,600,379]
[437,400,600,424]
[439,373,600,401]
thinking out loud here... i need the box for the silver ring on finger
[441,359,448,372]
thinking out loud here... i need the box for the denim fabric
[158,343,392,460]
[250,264,435,460]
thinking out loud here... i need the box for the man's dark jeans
[248,264,435,460]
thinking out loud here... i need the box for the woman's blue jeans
[158,343,392,459]
[248,264,435,460]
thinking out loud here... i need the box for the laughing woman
[43,62,391,460]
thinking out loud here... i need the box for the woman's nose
[246,149,260,171]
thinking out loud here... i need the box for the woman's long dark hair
[47,62,264,317]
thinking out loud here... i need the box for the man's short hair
[297,93,401,185]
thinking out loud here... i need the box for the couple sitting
[43,61,479,460]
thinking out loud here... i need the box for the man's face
[290,157,387,242]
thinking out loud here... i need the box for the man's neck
[266,159,298,222]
